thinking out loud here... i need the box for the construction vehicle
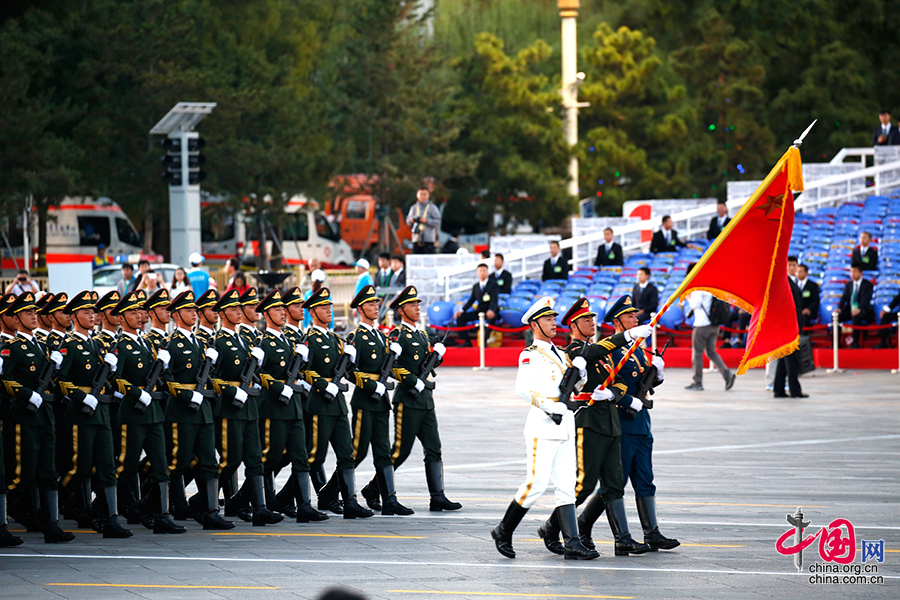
[325,174,411,259]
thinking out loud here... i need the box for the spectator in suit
[632,267,658,324]
[375,252,393,288]
[851,231,878,271]
[707,202,731,240]
[873,110,899,146]
[480,249,491,259]
[390,255,406,287]
[454,263,500,346]
[650,216,687,253]
[787,255,799,283]
[594,227,623,267]
[774,274,806,397]
[541,241,569,281]
[795,264,820,330]
[838,263,875,348]
[441,230,460,254]
[489,253,512,295]
[874,291,900,349]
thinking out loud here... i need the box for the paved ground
[2,366,898,599]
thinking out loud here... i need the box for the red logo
[777,518,856,564]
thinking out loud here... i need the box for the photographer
[406,187,441,254]
[6,270,40,295]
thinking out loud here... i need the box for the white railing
[830,147,873,167]
[436,155,900,301]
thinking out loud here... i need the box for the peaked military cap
[89,290,100,310]
[239,287,259,306]
[562,297,596,327]
[96,290,121,312]
[521,296,557,325]
[135,289,147,303]
[35,292,51,312]
[168,290,197,312]
[213,288,243,312]
[389,285,420,310]
[42,292,67,315]
[604,295,639,323]
[143,288,170,311]
[0,294,16,316]
[64,290,95,314]
[195,288,219,310]
[350,285,379,309]
[258,289,285,313]
[282,286,304,306]
[302,287,333,309]
[112,290,143,315]
[9,292,38,314]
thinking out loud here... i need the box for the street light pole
[558,0,587,200]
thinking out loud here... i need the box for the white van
[1,196,144,270]
[201,195,354,268]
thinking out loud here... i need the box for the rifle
[133,358,165,414]
[558,339,589,408]
[82,359,112,416]
[27,357,60,412]
[284,333,310,398]
[233,348,262,407]
[190,354,215,412]
[324,333,354,401]
[621,339,670,419]
[376,337,397,395]
[412,330,449,394]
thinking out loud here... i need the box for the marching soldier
[194,289,219,350]
[208,289,283,527]
[163,290,234,530]
[39,293,71,513]
[386,285,461,512]
[143,289,171,354]
[344,285,412,516]
[0,294,18,340]
[301,286,373,519]
[94,291,121,353]
[491,297,597,560]
[538,298,653,556]
[253,289,327,522]
[607,295,679,552]
[239,288,262,347]
[33,293,52,344]
[57,290,132,538]
[2,292,73,544]
[43,293,71,353]
[111,290,185,534]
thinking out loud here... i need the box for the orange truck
[325,174,411,258]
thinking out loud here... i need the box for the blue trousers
[620,432,656,497]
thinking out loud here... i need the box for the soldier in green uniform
[253,289,327,522]
[94,291,121,353]
[387,285,461,512]
[301,287,373,519]
[111,291,185,534]
[194,289,219,351]
[143,289,171,354]
[239,288,262,348]
[207,289,283,527]
[33,293,52,345]
[0,301,24,545]
[163,290,234,530]
[0,294,25,535]
[57,291,132,538]
[537,298,652,556]
[2,292,73,543]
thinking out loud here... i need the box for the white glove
[104,352,118,369]
[651,354,665,381]
[157,349,171,368]
[113,391,125,399]
[299,380,312,393]
[591,387,614,402]
[138,390,152,407]
[626,324,654,342]
[252,383,262,391]
[629,398,644,413]
[205,347,219,364]
[50,351,63,367]
[344,344,357,363]
[433,342,446,357]
[234,387,248,404]
[373,381,386,398]
[0,356,3,373]
[390,342,402,357]
[414,379,426,393]
[549,401,568,415]
[83,394,99,410]
[251,346,265,366]
[325,382,339,397]
[279,385,292,400]
[190,391,203,407]
[294,344,309,361]
[572,356,586,370]
[29,391,43,409]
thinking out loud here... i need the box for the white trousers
[514,436,576,509]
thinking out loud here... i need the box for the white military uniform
[513,339,586,509]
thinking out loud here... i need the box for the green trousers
[8,421,57,491]
[61,421,116,489]
[306,413,354,472]
[260,417,308,473]
[115,422,169,484]
[391,404,442,469]
[168,421,218,482]
[216,417,263,480]
[574,427,625,505]
[350,408,392,469]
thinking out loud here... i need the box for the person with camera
[6,270,39,296]
[406,187,441,254]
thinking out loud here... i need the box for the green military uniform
[0,294,18,534]
[388,285,461,512]
[95,290,122,467]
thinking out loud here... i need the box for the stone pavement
[2,366,898,599]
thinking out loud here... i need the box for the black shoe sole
[490,528,515,559]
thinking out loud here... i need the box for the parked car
[92,263,179,296]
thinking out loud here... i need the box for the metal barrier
[473,312,490,372]
[893,325,900,375]
[826,311,844,374]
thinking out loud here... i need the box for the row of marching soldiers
[0,281,460,546]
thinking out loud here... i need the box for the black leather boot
[221,473,240,517]
[491,501,528,558]
[101,486,133,538]
[169,475,193,520]
[266,473,297,519]
[274,474,295,514]
[153,482,186,534]
[7,487,40,532]
[360,475,381,512]
[293,471,329,522]
[249,475,284,526]
[558,504,599,560]
[636,496,680,551]
[577,492,606,551]
[537,508,564,555]
[317,469,343,514]
[606,498,651,556]
[0,493,24,547]
[75,479,95,529]
[200,478,235,530]
[121,475,142,525]
[40,489,75,544]
[425,461,462,511]
[377,467,414,516]
[338,469,374,519]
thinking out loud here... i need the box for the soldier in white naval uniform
[490,297,604,560]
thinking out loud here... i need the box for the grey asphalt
[2,366,898,600]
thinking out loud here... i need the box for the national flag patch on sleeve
[521,357,530,365]
[59,348,67,355]
[0,349,9,357]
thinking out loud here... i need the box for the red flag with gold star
[670,147,805,374]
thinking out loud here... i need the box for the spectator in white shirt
[684,263,735,391]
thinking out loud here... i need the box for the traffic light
[187,136,206,184]
[159,135,206,187]
[161,137,182,186]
